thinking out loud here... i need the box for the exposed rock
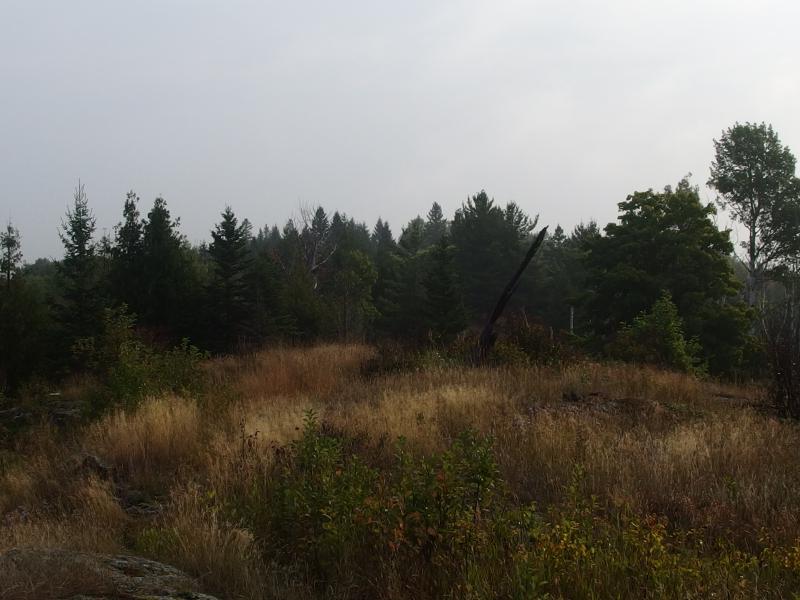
[76,454,115,481]
[0,548,220,600]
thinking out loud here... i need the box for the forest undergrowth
[2,344,800,599]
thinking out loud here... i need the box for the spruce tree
[58,182,102,343]
[422,234,466,342]
[208,206,254,350]
[423,202,447,246]
[110,191,145,314]
[141,197,198,336]
[0,223,22,290]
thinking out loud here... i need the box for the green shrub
[221,422,800,598]
[234,414,513,595]
[74,306,207,413]
[608,292,704,374]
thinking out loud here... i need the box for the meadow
[2,345,800,599]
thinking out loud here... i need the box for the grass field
[2,345,800,599]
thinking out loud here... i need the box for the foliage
[585,178,750,375]
[0,223,23,289]
[140,197,203,337]
[213,411,800,598]
[496,312,581,366]
[207,206,254,351]
[235,413,512,596]
[608,292,703,374]
[328,249,377,339]
[58,182,103,347]
[708,122,800,302]
[451,191,537,319]
[73,306,206,412]
[422,234,466,343]
[109,191,145,316]
[0,274,51,393]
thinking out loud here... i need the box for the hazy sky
[2,0,800,260]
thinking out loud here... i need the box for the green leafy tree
[585,179,750,374]
[708,122,800,304]
[207,206,254,351]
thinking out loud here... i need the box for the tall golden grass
[2,345,798,598]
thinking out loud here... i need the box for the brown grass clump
[206,343,374,401]
[83,395,202,492]
[0,477,127,554]
[0,552,113,600]
[135,485,273,600]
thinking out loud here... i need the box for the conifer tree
[58,182,102,343]
[422,234,466,342]
[423,202,447,246]
[0,223,22,289]
[110,191,145,313]
[207,206,254,350]
[141,197,198,336]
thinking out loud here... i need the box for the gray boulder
[0,548,220,600]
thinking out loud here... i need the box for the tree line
[2,121,800,393]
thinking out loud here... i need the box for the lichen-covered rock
[0,548,220,600]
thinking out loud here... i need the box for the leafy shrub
[511,468,800,598]
[608,292,704,374]
[221,420,800,598]
[234,413,512,595]
[74,306,207,413]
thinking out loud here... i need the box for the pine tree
[110,191,145,314]
[423,202,447,246]
[370,219,397,327]
[0,223,22,289]
[422,234,466,342]
[58,182,102,343]
[141,197,198,336]
[207,206,254,350]
[451,191,535,319]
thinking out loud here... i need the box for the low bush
[74,307,206,414]
[215,413,800,598]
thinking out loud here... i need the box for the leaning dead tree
[475,226,548,363]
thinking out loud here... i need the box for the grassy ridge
[2,345,800,598]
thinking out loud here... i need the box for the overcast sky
[2,0,800,260]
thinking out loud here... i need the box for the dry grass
[136,485,273,600]
[206,343,374,401]
[2,345,799,598]
[0,553,113,600]
[83,394,203,492]
[0,477,127,554]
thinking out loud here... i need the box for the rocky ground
[0,548,220,600]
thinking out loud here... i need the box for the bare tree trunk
[475,227,548,363]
